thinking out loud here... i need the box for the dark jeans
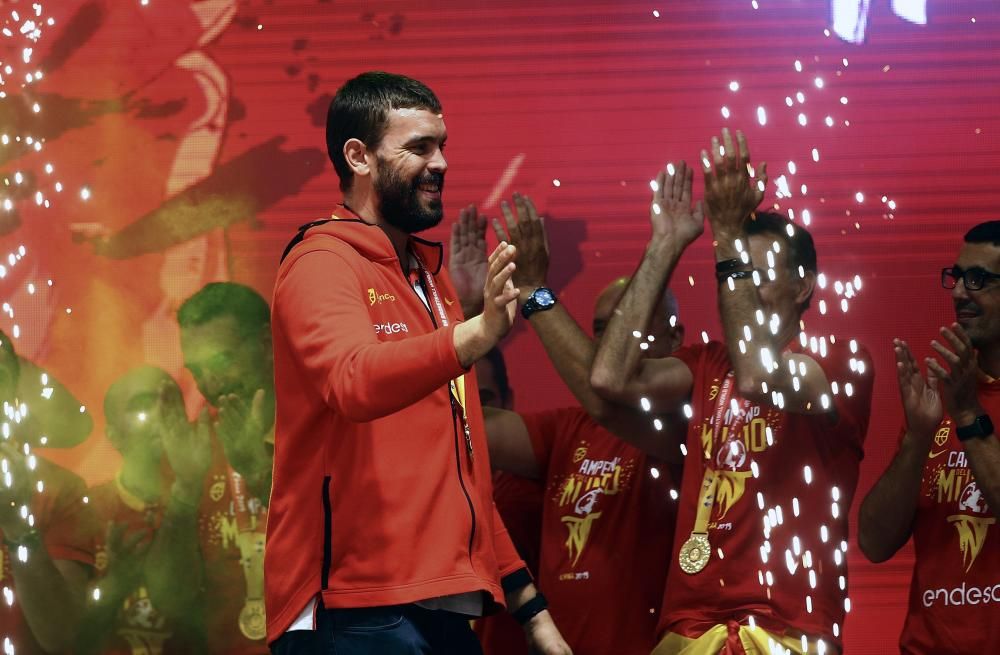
[270,604,484,655]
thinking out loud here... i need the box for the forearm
[144,483,205,621]
[528,305,604,414]
[8,546,86,652]
[506,581,542,613]
[591,236,684,399]
[78,578,133,655]
[858,432,929,562]
[713,234,788,395]
[453,315,498,368]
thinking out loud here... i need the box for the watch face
[532,288,556,307]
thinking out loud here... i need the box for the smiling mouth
[956,308,980,320]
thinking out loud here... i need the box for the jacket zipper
[321,475,333,589]
[402,259,478,565]
[451,399,478,563]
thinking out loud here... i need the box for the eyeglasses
[941,266,1000,291]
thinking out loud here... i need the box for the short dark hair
[177,282,270,340]
[964,221,1000,246]
[482,347,511,406]
[326,71,442,192]
[746,210,818,310]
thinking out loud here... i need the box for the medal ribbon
[411,251,473,460]
[681,373,752,572]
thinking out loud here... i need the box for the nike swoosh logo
[444,298,454,306]
[928,450,947,459]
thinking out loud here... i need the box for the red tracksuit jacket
[265,209,527,643]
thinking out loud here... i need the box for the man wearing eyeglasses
[859,221,1000,653]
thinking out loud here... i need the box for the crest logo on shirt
[934,425,950,448]
[948,513,995,573]
[959,481,988,514]
[553,447,635,570]
[946,481,996,572]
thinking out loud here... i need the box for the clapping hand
[448,204,489,317]
[491,193,549,302]
[701,128,768,239]
[650,161,705,249]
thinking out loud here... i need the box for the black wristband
[501,567,533,594]
[717,269,755,284]
[715,258,749,274]
[512,592,548,626]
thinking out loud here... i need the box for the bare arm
[701,129,831,414]
[9,552,90,653]
[590,163,703,415]
[507,582,572,655]
[145,400,211,623]
[143,487,207,623]
[483,407,541,479]
[486,195,684,463]
[859,340,941,562]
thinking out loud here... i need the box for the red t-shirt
[900,379,1000,653]
[523,406,677,655]
[476,471,543,655]
[199,448,269,655]
[662,340,873,649]
[0,458,96,654]
[89,479,204,654]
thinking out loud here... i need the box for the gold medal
[238,598,267,641]
[679,532,711,574]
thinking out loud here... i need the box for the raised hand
[448,204,488,316]
[701,128,768,238]
[650,160,705,247]
[926,323,983,425]
[159,382,212,507]
[492,193,549,300]
[894,339,943,439]
[215,389,272,482]
[100,521,153,597]
[480,242,519,342]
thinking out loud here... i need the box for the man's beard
[374,157,445,234]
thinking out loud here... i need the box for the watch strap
[957,414,994,441]
[521,288,557,320]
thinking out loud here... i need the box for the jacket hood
[282,206,443,273]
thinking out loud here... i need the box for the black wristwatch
[957,414,995,441]
[521,287,557,319]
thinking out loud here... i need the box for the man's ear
[670,324,685,352]
[344,138,372,180]
[796,270,817,310]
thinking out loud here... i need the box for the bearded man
[265,72,570,655]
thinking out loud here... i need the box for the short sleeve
[520,408,577,477]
